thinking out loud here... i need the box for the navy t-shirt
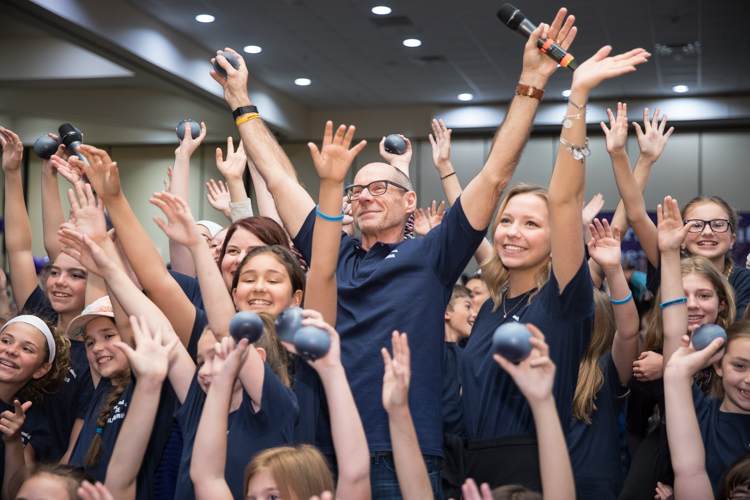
[691,383,750,494]
[292,196,486,456]
[21,286,58,325]
[69,377,176,500]
[442,342,465,437]
[647,261,750,320]
[38,340,94,462]
[567,353,629,500]
[461,259,595,439]
[174,363,298,500]
[0,398,50,485]
[188,308,208,360]
[169,270,204,311]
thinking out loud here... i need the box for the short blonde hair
[244,445,334,499]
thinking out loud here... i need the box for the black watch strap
[232,105,258,120]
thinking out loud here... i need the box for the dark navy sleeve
[187,308,208,360]
[420,196,487,287]
[169,270,204,311]
[604,352,629,412]
[20,286,58,324]
[730,266,750,320]
[76,369,95,419]
[290,207,319,263]
[240,363,299,435]
[22,404,51,460]
[646,259,660,296]
[173,371,205,500]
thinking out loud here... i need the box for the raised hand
[379,134,412,173]
[571,47,650,94]
[78,481,116,500]
[582,193,605,227]
[587,218,622,272]
[50,155,83,185]
[521,8,577,81]
[633,350,663,382]
[206,179,232,220]
[634,108,674,163]
[59,231,112,278]
[63,182,108,244]
[210,48,252,110]
[493,324,555,404]
[309,121,366,184]
[428,119,452,172]
[151,191,204,248]
[215,136,247,182]
[211,336,250,380]
[382,331,411,413]
[175,122,207,159]
[0,127,23,173]
[665,334,725,379]
[654,481,674,500]
[73,145,122,200]
[426,200,445,228]
[164,165,173,192]
[342,197,354,237]
[657,196,690,254]
[601,102,629,154]
[0,400,32,443]
[112,316,178,383]
[413,208,431,237]
[461,478,493,500]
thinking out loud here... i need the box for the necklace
[502,289,534,319]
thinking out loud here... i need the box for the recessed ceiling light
[672,84,689,93]
[403,38,422,48]
[195,14,215,23]
[244,45,262,54]
[458,93,474,101]
[371,6,392,15]
[562,89,572,97]
[295,78,312,86]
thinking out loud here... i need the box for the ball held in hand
[274,306,304,343]
[229,311,264,344]
[213,51,239,80]
[33,136,59,160]
[293,325,331,361]
[383,134,407,155]
[492,322,533,363]
[176,120,201,141]
[691,323,727,351]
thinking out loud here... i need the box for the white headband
[0,316,56,363]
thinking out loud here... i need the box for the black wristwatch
[232,105,258,120]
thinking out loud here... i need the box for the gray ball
[213,51,239,79]
[492,322,533,363]
[176,120,201,141]
[34,136,59,159]
[691,323,727,351]
[384,134,407,155]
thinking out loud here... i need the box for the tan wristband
[515,83,544,101]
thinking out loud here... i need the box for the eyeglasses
[684,219,733,233]
[344,180,409,201]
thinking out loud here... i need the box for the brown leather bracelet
[516,83,544,101]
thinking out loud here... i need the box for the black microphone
[497,4,578,71]
[57,124,89,164]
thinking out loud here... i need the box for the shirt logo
[385,249,398,260]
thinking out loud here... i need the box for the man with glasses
[214,30,556,496]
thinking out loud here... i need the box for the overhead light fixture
[672,84,689,93]
[295,78,312,86]
[457,93,474,101]
[562,89,572,97]
[244,45,262,54]
[195,14,215,23]
[403,38,422,48]
[371,6,392,15]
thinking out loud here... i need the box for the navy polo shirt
[292,196,486,457]
[691,383,750,494]
[0,398,50,485]
[461,259,594,439]
[567,353,629,500]
[169,270,204,311]
[442,342,465,437]
[174,363,298,500]
[69,377,176,500]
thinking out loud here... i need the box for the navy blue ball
[213,51,239,79]
[691,323,727,351]
[176,120,201,141]
[229,311,264,344]
[274,306,304,343]
[383,134,407,155]
[33,136,59,160]
[293,325,331,361]
[492,322,532,363]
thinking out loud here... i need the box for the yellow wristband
[235,113,260,126]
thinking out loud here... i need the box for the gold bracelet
[235,113,260,126]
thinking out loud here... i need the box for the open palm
[309,121,366,183]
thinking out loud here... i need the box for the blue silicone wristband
[315,205,345,222]
[609,291,633,305]
[660,297,687,309]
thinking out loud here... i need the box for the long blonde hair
[645,256,735,352]
[573,288,617,423]
[481,184,551,311]
[244,445,334,499]
[681,195,739,278]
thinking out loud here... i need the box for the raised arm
[551,49,649,291]
[494,325,575,500]
[382,331,431,500]
[461,11,577,231]
[211,49,314,237]
[41,137,71,262]
[1,400,34,500]
[247,159,281,226]
[305,122,366,325]
[190,337,249,500]
[215,136,254,222]
[658,196,692,367]
[587,219,640,385]
[664,335,725,500]
[105,317,177,500]
[205,179,233,222]
[1,127,39,310]
[379,134,412,178]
